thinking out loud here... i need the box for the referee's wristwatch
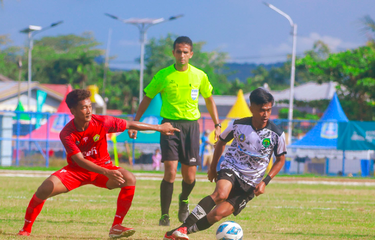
[215,123,221,128]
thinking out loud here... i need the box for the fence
[0,111,374,177]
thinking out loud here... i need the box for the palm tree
[360,15,375,47]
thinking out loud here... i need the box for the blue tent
[117,94,162,143]
[289,93,348,149]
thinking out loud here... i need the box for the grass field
[1,175,375,240]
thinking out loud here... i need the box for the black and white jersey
[219,117,287,187]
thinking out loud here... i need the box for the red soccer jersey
[59,114,127,168]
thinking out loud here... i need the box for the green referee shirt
[144,64,213,120]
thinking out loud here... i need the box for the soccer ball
[216,221,243,240]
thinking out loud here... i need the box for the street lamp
[20,21,63,111]
[264,2,297,145]
[105,13,183,103]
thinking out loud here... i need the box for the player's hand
[159,122,180,135]
[207,167,217,182]
[128,129,138,139]
[254,181,266,196]
[214,126,221,141]
[104,170,125,185]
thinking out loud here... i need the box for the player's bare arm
[254,154,286,196]
[128,96,153,139]
[127,121,180,136]
[204,96,221,140]
[208,139,227,182]
[71,153,125,185]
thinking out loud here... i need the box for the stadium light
[20,21,63,111]
[264,2,297,145]
[105,13,184,104]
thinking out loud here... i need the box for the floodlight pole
[105,14,183,104]
[20,21,63,111]
[264,2,297,145]
[27,32,33,111]
[139,26,146,103]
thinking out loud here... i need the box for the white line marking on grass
[272,180,375,186]
[1,171,375,186]
[250,205,348,211]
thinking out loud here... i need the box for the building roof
[0,74,13,82]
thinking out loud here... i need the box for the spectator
[153,149,162,171]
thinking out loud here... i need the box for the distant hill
[103,59,286,81]
[224,62,284,82]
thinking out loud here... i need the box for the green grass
[1,176,375,239]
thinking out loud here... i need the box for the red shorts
[52,163,120,191]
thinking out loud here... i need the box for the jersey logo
[225,172,233,177]
[75,141,80,145]
[83,137,89,143]
[83,147,98,157]
[190,158,197,163]
[60,169,67,173]
[191,89,198,100]
[93,134,100,142]
[239,134,246,142]
[262,138,271,148]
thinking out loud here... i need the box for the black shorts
[160,119,200,166]
[217,169,255,216]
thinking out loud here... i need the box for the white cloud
[253,32,362,63]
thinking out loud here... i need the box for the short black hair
[66,89,91,109]
[249,87,274,106]
[173,36,193,51]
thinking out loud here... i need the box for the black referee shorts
[160,118,200,166]
[217,169,255,216]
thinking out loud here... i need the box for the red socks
[22,194,46,233]
[112,186,135,227]
[22,187,135,232]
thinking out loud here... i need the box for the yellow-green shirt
[144,64,213,120]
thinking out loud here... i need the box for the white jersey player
[164,87,287,240]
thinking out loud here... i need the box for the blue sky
[1,0,374,69]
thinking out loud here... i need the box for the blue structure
[289,93,348,149]
[117,94,162,144]
[288,93,350,175]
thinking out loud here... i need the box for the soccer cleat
[109,224,135,239]
[172,227,189,240]
[159,214,170,226]
[17,229,30,236]
[163,232,175,240]
[178,194,190,223]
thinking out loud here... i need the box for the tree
[360,15,375,48]
[32,32,104,87]
[297,46,375,120]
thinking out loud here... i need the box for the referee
[128,36,221,226]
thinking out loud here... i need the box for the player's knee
[211,191,228,204]
[164,169,177,182]
[36,181,54,199]
[125,172,136,186]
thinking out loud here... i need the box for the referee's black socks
[160,179,174,216]
[180,180,196,201]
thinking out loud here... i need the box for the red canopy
[25,85,73,140]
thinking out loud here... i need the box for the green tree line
[1,24,375,120]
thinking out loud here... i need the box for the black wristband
[262,175,272,185]
[215,123,221,128]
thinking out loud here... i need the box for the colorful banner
[338,121,375,150]
[36,90,47,128]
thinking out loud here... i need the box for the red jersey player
[18,89,179,239]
